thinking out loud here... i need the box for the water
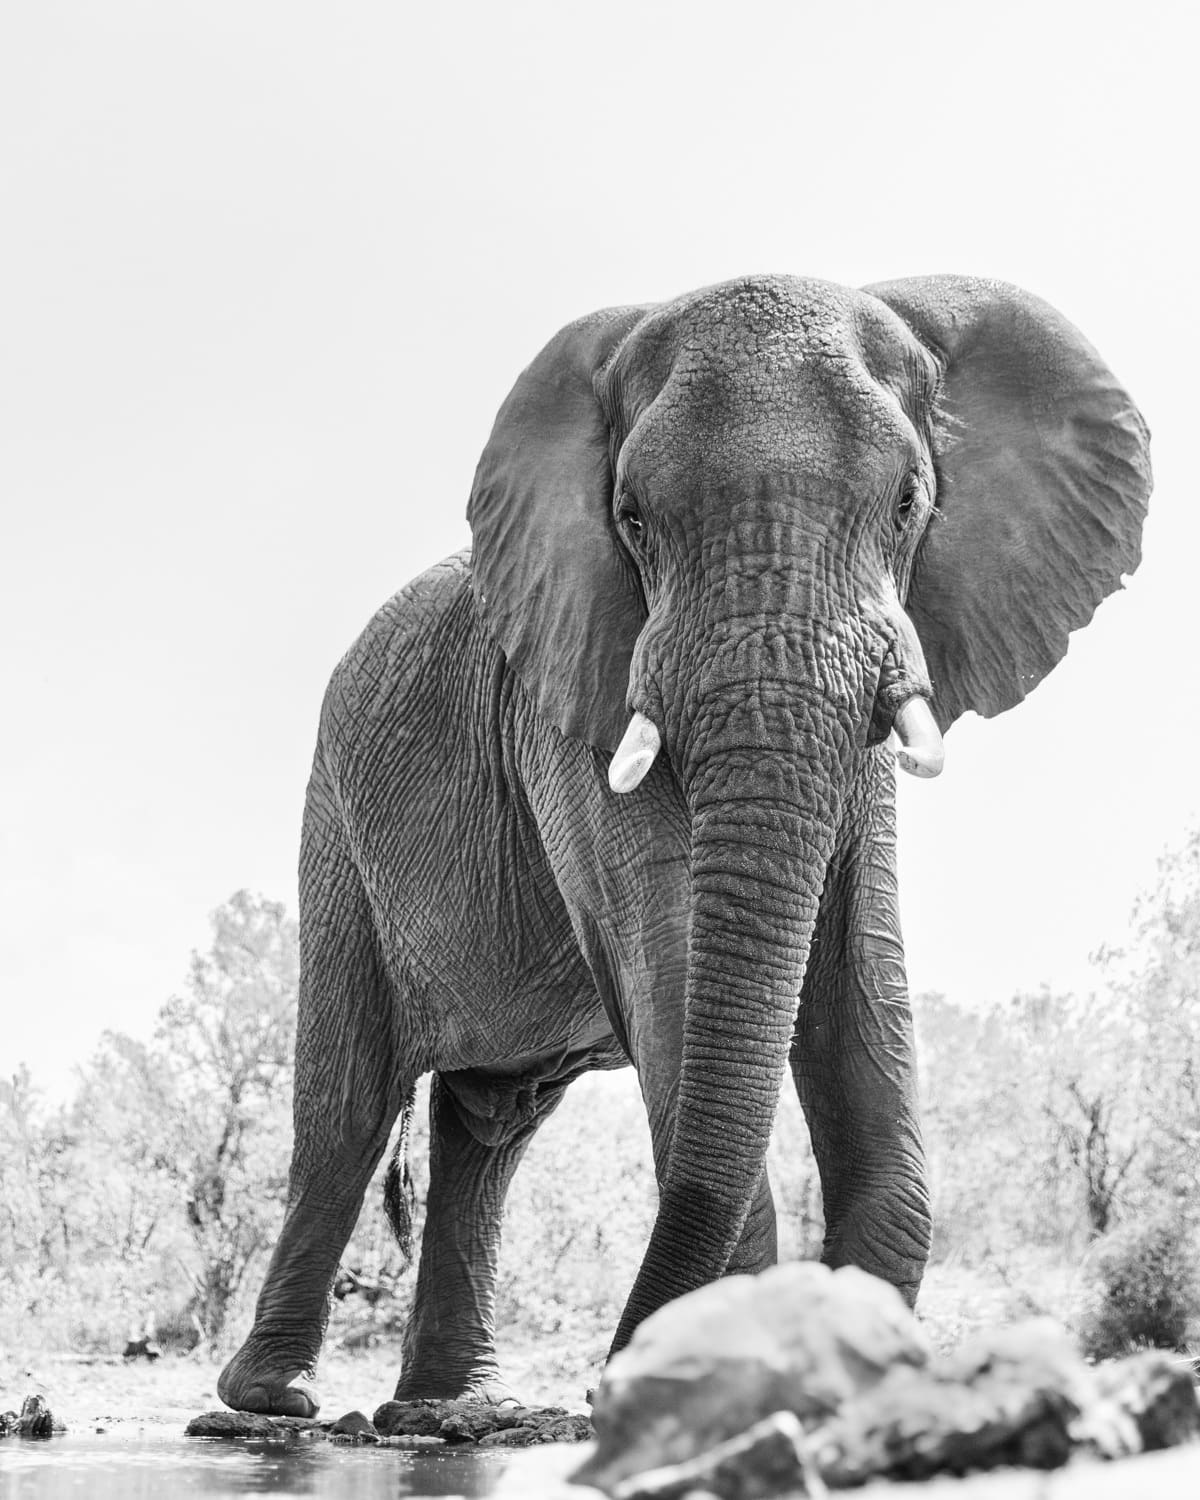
[0,1429,593,1500]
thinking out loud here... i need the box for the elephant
[218,274,1150,1417]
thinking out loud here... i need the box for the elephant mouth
[608,693,943,795]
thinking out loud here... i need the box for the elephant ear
[467,305,651,750]
[865,275,1152,732]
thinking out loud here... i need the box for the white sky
[3,1,1195,1099]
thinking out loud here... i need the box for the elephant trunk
[608,689,850,1352]
[611,590,943,794]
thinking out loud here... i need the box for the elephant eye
[617,495,645,543]
[894,475,920,532]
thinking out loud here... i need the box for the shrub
[1079,1210,1200,1359]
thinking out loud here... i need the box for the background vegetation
[5,834,1200,1379]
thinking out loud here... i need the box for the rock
[610,1411,826,1500]
[581,1289,1200,1496]
[476,1408,592,1446]
[439,1404,524,1442]
[11,1396,60,1438]
[185,1410,285,1438]
[376,1433,447,1448]
[939,1319,1097,1405]
[576,1263,929,1492]
[372,1399,446,1436]
[1093,1351,1200,1451]
[810,1321,1097,1484]
[528,1412,593,1443]
[122,1338,161,1361]
[1067,1382,1142,1462]
[329,1409,377,1440]
[372,1397,584,1444]
[810,1322,1197,1486]
[812,1362,1077,1483]
[479,1425,540,1447]
[0,1399,59,1439]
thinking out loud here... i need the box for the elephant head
[467,275,1150,1347]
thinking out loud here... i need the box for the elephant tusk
[892,695,945,779]
[609,712,662,794]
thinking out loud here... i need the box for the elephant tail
[383,1084,417,1266]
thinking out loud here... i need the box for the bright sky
[3,1,1195,1100]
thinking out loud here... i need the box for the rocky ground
[186,1397,592,1448]
[0,1341,588,1439]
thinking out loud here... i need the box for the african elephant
[218,274,1150,1416]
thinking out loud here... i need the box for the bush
[153,1303,202,1354]
[1079,1210,1200,1359]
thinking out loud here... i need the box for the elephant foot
[218,1343,321,1417]
[393,1369,521,1406]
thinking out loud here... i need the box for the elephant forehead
[614,275,922,393]
[611,277,926,495]
[629,274,856,350]
[621,350,916,500]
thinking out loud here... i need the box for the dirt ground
[0,1341,589,1436]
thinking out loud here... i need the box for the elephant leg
[791,747,931,1303]
[219,788,407,1416]
[395,1070,567,1401]
[726,1168,778,1273]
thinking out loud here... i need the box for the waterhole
[0,1428,590,1500]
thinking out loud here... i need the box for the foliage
[1079,1210,1200,1358]
[915,826,1200,1345]
[148,889,298,1347]
[494,1073,656,1359]
[1099,828,1200,1207]
[0,1067,74,1348]
[0,892,298,1356]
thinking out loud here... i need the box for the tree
[1018,989,1141,1241]
[0,1068,71,1331]
[155,890,299,1346]
[70,891,300,1350]
[1097,830,1200,1211]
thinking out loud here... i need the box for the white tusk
[608,712,662,794]
[892,695,945,779]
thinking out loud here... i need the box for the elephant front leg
[791,748,932,1303]
[218,1049,404,1415]
[219,811,405,1416]
[395,1071,567,1402]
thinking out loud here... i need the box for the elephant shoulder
[316,548,494,761]
[374,547,476,636]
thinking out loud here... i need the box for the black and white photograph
[3,3,1198,1495]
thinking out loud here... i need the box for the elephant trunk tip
[892,694,945,779]
[609,712,662,794]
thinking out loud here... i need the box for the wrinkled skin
[219,275,1150,1416]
